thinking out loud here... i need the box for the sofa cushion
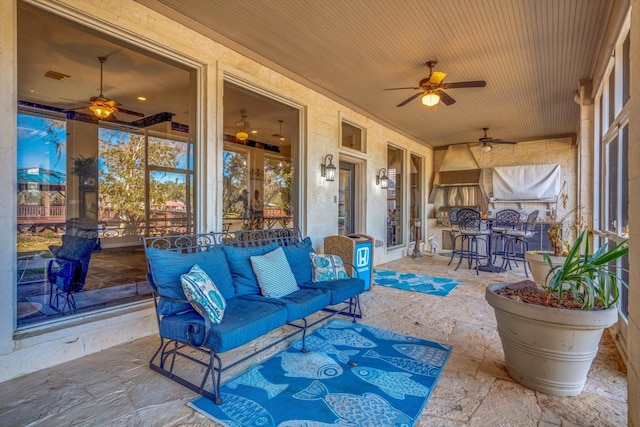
[310,253,349,282]
[301,278,365,305]
[240,287,330,322]
[159,298,287,353]
[281,237,314,285]
[146,246,235,315]
[250,247,299,298]
[223,242,279,296]
[180,264,226,324]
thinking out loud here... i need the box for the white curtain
[492,164,560,201]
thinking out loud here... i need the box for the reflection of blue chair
[48,234,98,313]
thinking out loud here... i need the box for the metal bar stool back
[500,209,539,276]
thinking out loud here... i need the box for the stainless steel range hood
[434,144,481,186]
[429,144,485,206]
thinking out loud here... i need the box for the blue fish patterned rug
[373,269,461,296]
[189,319,452,426]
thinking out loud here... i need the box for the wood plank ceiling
[139,0,616,148]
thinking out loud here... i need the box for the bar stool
[447,207,461,266]
[500,210,539,276]
[454,208,490,275]
[489,209,521,263]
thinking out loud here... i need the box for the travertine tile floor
[0,254,628,426]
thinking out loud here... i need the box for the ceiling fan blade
[384,86,420,91]
[493,139,517,145]
[443,80,487,89]
[115,106,145,117]
[396,92,424,107]
[429,71,447,85]
[436,90,456,106]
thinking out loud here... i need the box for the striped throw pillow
[250,247,299,298]
[180,264,227,324]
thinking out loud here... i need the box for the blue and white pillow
[310,253,349,282]
[250,247,299,298]
[180,264,226,324]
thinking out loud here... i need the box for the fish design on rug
[292,336,359,364]
[359,325,419,342]
[279,351,343,379]
[363,350,441,377]
[393,344,450,367]
[294,380,413,427]
[226,365,288,399]
[277,421,345,427]
[316,328,377,349]
[218,392,274,427]
[350,366,430,400]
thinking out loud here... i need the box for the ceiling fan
[272,120,285,141]
[384,60,486,107]
[66,56,144,120]
[477,128,516,152]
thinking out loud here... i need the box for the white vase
[485,283,618,396]
[524,251,565,286]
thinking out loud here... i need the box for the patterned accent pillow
[250,247,299,298]
[310,253,349,282]
[180,264,227,324]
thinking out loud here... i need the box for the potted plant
[524,186,583,285]
[486,230,628,396]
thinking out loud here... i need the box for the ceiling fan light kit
[480,144,492,153]
[235,111,250,141]
[421,92,440,107]
[89,101,116,119]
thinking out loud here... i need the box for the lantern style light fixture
[421,91,440,107]
[376,168,389,189]
[321,154,336,181]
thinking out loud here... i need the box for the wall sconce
[376,168,389,189]
[321,154,336,181]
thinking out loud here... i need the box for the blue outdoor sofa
[141,227,365,404]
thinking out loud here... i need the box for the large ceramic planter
[524,251,565,286]
[485,283,618,396]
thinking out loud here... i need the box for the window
[222,81,299,231]
[409,154,423,242]
[341,121,365,152]
[386,146,404,247]
[16,6,195,327]
[593,12,630,323]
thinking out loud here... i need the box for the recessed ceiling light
[137,96,147,101]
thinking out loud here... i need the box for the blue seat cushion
[281,237,315,285]
[222,243,279,296]
[146,246,235,315]
[301,278,365,305]
[240,287,330,322]
[159,298,287,353]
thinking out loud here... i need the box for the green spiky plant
[544,230,628,310]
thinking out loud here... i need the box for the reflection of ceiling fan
[477,128,516,152]
[68,56,144,120]
[272,120,285,141]
[235,110,251,141]
[384,60,486,107]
